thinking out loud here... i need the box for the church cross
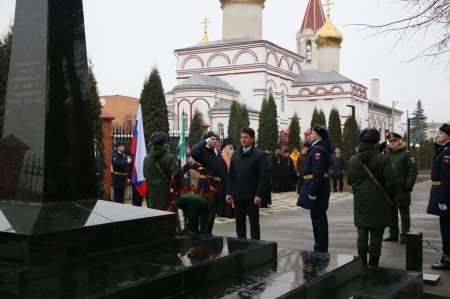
[202,17,210,33]
[323,0,334,17]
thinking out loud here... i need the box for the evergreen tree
[310,107,319,129]
[188,109,204,147]
[410,99,428,144]
[140,66,169,143]
[240,104,250,129]
[342,116,359,158]
[328,108,342,150]
[257,98,269,149]
[88,61,105,197]
[317,109,327,127]
[0,24,13,138]
[288,112,301,150]
[265,92,279,149]
[228,101,241,145]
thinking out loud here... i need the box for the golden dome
[315,16,343,47]
[220,0,265,5]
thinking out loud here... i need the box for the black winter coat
[227,145,268,201]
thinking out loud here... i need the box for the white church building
[166,0,403,143]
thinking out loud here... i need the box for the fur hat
[360,128,380,145]
[150,132,168,146]
[115,140,124,148]
[439,123,450,136]
[312,124,329,139]
[220,137,235,151]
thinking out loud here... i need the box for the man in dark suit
[226,127,268,240]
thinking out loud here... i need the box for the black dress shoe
[431,261,450,270]
[383,235,399,242]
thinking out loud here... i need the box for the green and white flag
[177,112,187,167]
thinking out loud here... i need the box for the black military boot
[359,255,367,266]
[382,235,398,242]
[369,255,380,267]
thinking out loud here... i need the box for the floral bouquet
[169,162,219,234]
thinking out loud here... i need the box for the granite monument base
[0,201,277,298]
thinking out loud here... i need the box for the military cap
[386,132,401,142]
[150,132,168,146]
[115,140,124,148]
[360,128,380,144]
[439,123,450,136]
[312,124,329,139]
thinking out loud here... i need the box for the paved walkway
[212,180,450,297]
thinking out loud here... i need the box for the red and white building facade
[166,0,403,141]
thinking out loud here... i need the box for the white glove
[308,195,317,200]
[439,204,448,211]
[127,158,132,163]
[205,137,211,144]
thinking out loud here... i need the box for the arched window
[218,122,224,137]
[306,40,312,63]
[281,92,285,112]
[268,87,273,98]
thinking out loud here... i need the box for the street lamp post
[407,116,426,151]
[347,105,356,154]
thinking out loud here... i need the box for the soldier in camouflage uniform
[383,132,418,244]
[143,132,179,210]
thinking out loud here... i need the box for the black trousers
[113,188,125,203]
[132,186,143,206]
[234,200,260,240]
[200,194,218,235]
[310,210,328,252]
[440,216,450,262]
[332,173,344,192]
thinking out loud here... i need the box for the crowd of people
[108,122,450,271]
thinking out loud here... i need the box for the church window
[218,122,224,137]
[281,93,285,112]
[306,40,312,63]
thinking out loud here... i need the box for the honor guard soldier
[112,140,131,203]
[427,123,450,270]
[297,124,332,253]
[347,128,396,266]
[383,132,418,244]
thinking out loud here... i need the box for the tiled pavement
[212,181,450,297]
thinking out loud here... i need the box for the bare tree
[352,1,450,64]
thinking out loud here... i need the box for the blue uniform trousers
[311,210,328,252]
[440,216,450,264]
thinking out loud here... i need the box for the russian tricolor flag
[130,104,147,197]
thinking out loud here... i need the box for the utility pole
[347,104,356,154]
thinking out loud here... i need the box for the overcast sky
[1,0,449,123]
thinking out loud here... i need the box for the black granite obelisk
[1,0,96,202]
[0,2,177,296]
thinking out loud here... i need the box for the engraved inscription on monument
[8,60,43,105]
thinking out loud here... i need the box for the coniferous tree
[188,109,203,147]
[288,112,301,150]
[257,98,269,149]
[240,104,250,129]
[410,99,428,144]
[266,92,279,149]
[328,108,342,150]
[318,109,326,127]
[0,24,13,138]
[228,101,241,145]
[342,116,359,159]
[88,61,105,197]
[140,66,169,143]
[310,107,319,129]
